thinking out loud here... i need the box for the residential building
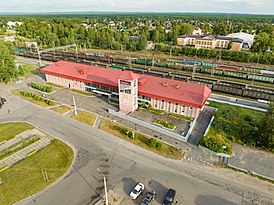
[226,32,254,49]
[41,61,211,118]
[0,35,15,42]
[192,28,203,36]
[177,34,243,51]
[6,21,22,29]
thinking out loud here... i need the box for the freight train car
[212,81,245,96]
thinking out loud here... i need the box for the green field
[0,122,34,143]
[200,101,265,154]
[0,139,73,205]
[0,122,74,205]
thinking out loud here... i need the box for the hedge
[30,82,53,93]
[20,91,56,106]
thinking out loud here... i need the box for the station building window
[181,105,185,115]
[167,102,171,112]
[161,100,165,110]
[154,99,158,109]
[174,103,178,113]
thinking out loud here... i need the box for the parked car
[129,182,145,199]
[162,189,176,205]
[141,191,156,205]
[0,98,7,104]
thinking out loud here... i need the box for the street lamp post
[97,168,108,205]
[73,95,77,115]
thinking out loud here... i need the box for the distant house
[177,34,243,51]
[130,36,141,41]
[108,21,115,27]
[192,28,203,36]
[226,32,254,49]
[26,42,38,48]
[3,35,15,42]
[7,21,22,29]
[146,41,155,50]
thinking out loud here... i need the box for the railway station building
[41,61,211,118]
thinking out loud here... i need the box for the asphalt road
[0,81,274,205]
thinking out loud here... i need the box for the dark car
[1,98,7,104]
[141,191,156,205]
[162,189,176,205]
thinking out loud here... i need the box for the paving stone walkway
[0,129,52,169]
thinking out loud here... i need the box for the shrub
[121,128,129,135]
[199,131,232,154]
[156,141,162,149]
[139,103,148,109]
[30,82,52,93]
[128,131,138,140]
[147,138,157,148]
[48,101,55,106]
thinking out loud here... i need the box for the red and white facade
[41,61,211,118]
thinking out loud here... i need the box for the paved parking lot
[113,177,182,205]
[130,109,190,135]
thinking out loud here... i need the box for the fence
[108,109,189,142]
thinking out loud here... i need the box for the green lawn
[45,82,64,88]
[71,111,97,126]
[0,122,34,143]
[200,101,265,154]
[51,105,73,114]
[0,139,74,205]
[100,119,183,160]
[155,119,176,130]
[71,89,94,96]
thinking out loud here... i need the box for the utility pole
[37,46,42,66]
[97,168,108,205]
[103,176,108,205]
[73,95,77,115]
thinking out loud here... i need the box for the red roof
[41,61,211,108]
[119,70,139,80]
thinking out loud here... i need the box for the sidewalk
[0,129,52,169]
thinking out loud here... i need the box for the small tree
[257,101,274,151]
[147,138,157,148]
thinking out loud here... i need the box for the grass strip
[51,105,73,114]
[71,89,94,96]
[0,135,40,160]
[100,118,183,160]
[71,111,97,126]
[155,119,176,129]
[45,82,64,88]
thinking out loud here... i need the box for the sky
[0,0,273,14]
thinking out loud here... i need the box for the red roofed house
[41,61,211,118]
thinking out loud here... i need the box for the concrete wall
[45,74,85,91]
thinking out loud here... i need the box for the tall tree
[252,32,271,53]
[180,24,194,35]
[257,101,274,151]
[0,42,17,83]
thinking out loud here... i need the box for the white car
[129,182,145,199]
